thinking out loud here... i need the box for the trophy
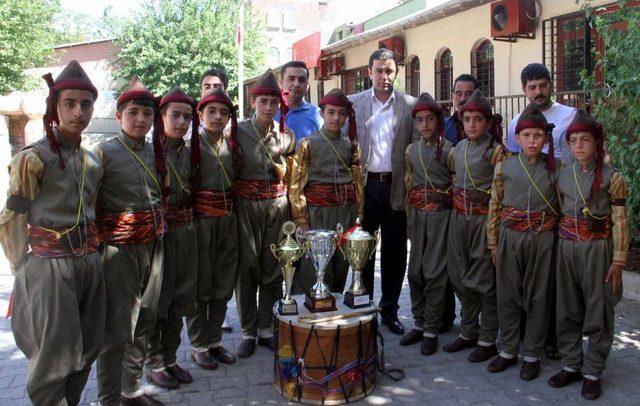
[338,218,380,309]
[271,221,308,315]
[302,225,343,313]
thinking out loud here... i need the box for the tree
[0,0,60,95]
[110,0,265,100]
[52,8,115,46]
[580,0,640,241]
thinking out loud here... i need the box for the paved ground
[1,259,640,406]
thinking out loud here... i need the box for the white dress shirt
[367,90,395,172]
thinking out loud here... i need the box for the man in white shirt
[506,63,577,162]
[348,49,418,335]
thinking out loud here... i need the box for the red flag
[236,24,242,45]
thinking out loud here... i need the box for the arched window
[405,55,420,97]
[471,39,495,97]
[268,47,280,67]
[283,6,296,31]
[266,5,280,30]
[434,48,453,101]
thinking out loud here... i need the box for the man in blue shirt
[275,61,322,142]
[443,74,479,146]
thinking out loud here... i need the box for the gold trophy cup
[339,218,380,309]
[271,221,308,315]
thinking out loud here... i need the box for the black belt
[368,172,392,182]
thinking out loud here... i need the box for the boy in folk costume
[185,87,239,369]
[548,110,628,400]
[288,88,364,295]
[486,104,559,380]
[95,77,166,406]
[400,92,454,356]
[442,89,506,363]
[144,88,198,389]
[235,69,295,358]
[0,61,104,406]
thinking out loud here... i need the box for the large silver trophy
[339,218,380,309]
[302,225,343,313]
[271,221,308,315]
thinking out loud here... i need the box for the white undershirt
[367,90,395,172]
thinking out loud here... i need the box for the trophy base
[278,299,299,315]
[343,292,371,309]
[304,293,337,313]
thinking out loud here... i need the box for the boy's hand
[490,248,497,266]
[605,263,623,294]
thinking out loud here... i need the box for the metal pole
[238,0,246,119]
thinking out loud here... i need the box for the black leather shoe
[237,338,256,358]
[146,370,179,390]
[442,336,477,353]
[210,346,237,365]
[548,369,582,388]
[581,378,602,400]
[120,394,164,406]
[400,329,423,346]
[257,336,276,351]
[381,317,405,335]
[544,343,561,360]
[437,321,454,335]
[520,360,540,381]
[222,319,233,332]
[421,336,438,356]
[487,355,517,373]
[166,364,193,384]
[191,350,218,370]
[468,344,497,363]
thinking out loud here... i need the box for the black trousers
[441,278,457,325]
[361,178,407,319]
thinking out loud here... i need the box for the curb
[623,270,640,301]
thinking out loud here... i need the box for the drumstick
[297,307,380,324]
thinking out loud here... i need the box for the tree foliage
[111,0,265,100]
[52,8,115,46]
[580,0,640,241]
[0,0,59,95]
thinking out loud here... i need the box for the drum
[274,294,378,405]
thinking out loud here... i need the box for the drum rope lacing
[275,318,405,403]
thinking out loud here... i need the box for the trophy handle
[270,243,280,260]
[368,230,381,260]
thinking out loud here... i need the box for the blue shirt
[275,100,323,142]
[444,114,465,146]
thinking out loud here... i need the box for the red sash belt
[165,205,193,228]
[305,183,356,207]
[28,224,98,258]
[409,186,452,212]
[453,187,490,216]
[193,190,234,218]
[500,206,557,232]
[235,179,286,200]
[96,209,165,245]
[558,215,611,241]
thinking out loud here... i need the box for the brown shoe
[487,355,517,373]
[166,364,193,384]
[146,370,179,390]
[400,329,423,346]
[191,349,219,370]
[120,394,164,406]
[520,360,540,381]
[237,338,256,358]
[420,336,438,356]
[442,336,477,353]
[581,378,602,400]
[210,346,237,365]
[548,369,582,388]
[468,344,497,363]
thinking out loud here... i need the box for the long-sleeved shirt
[288,128,363,226]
